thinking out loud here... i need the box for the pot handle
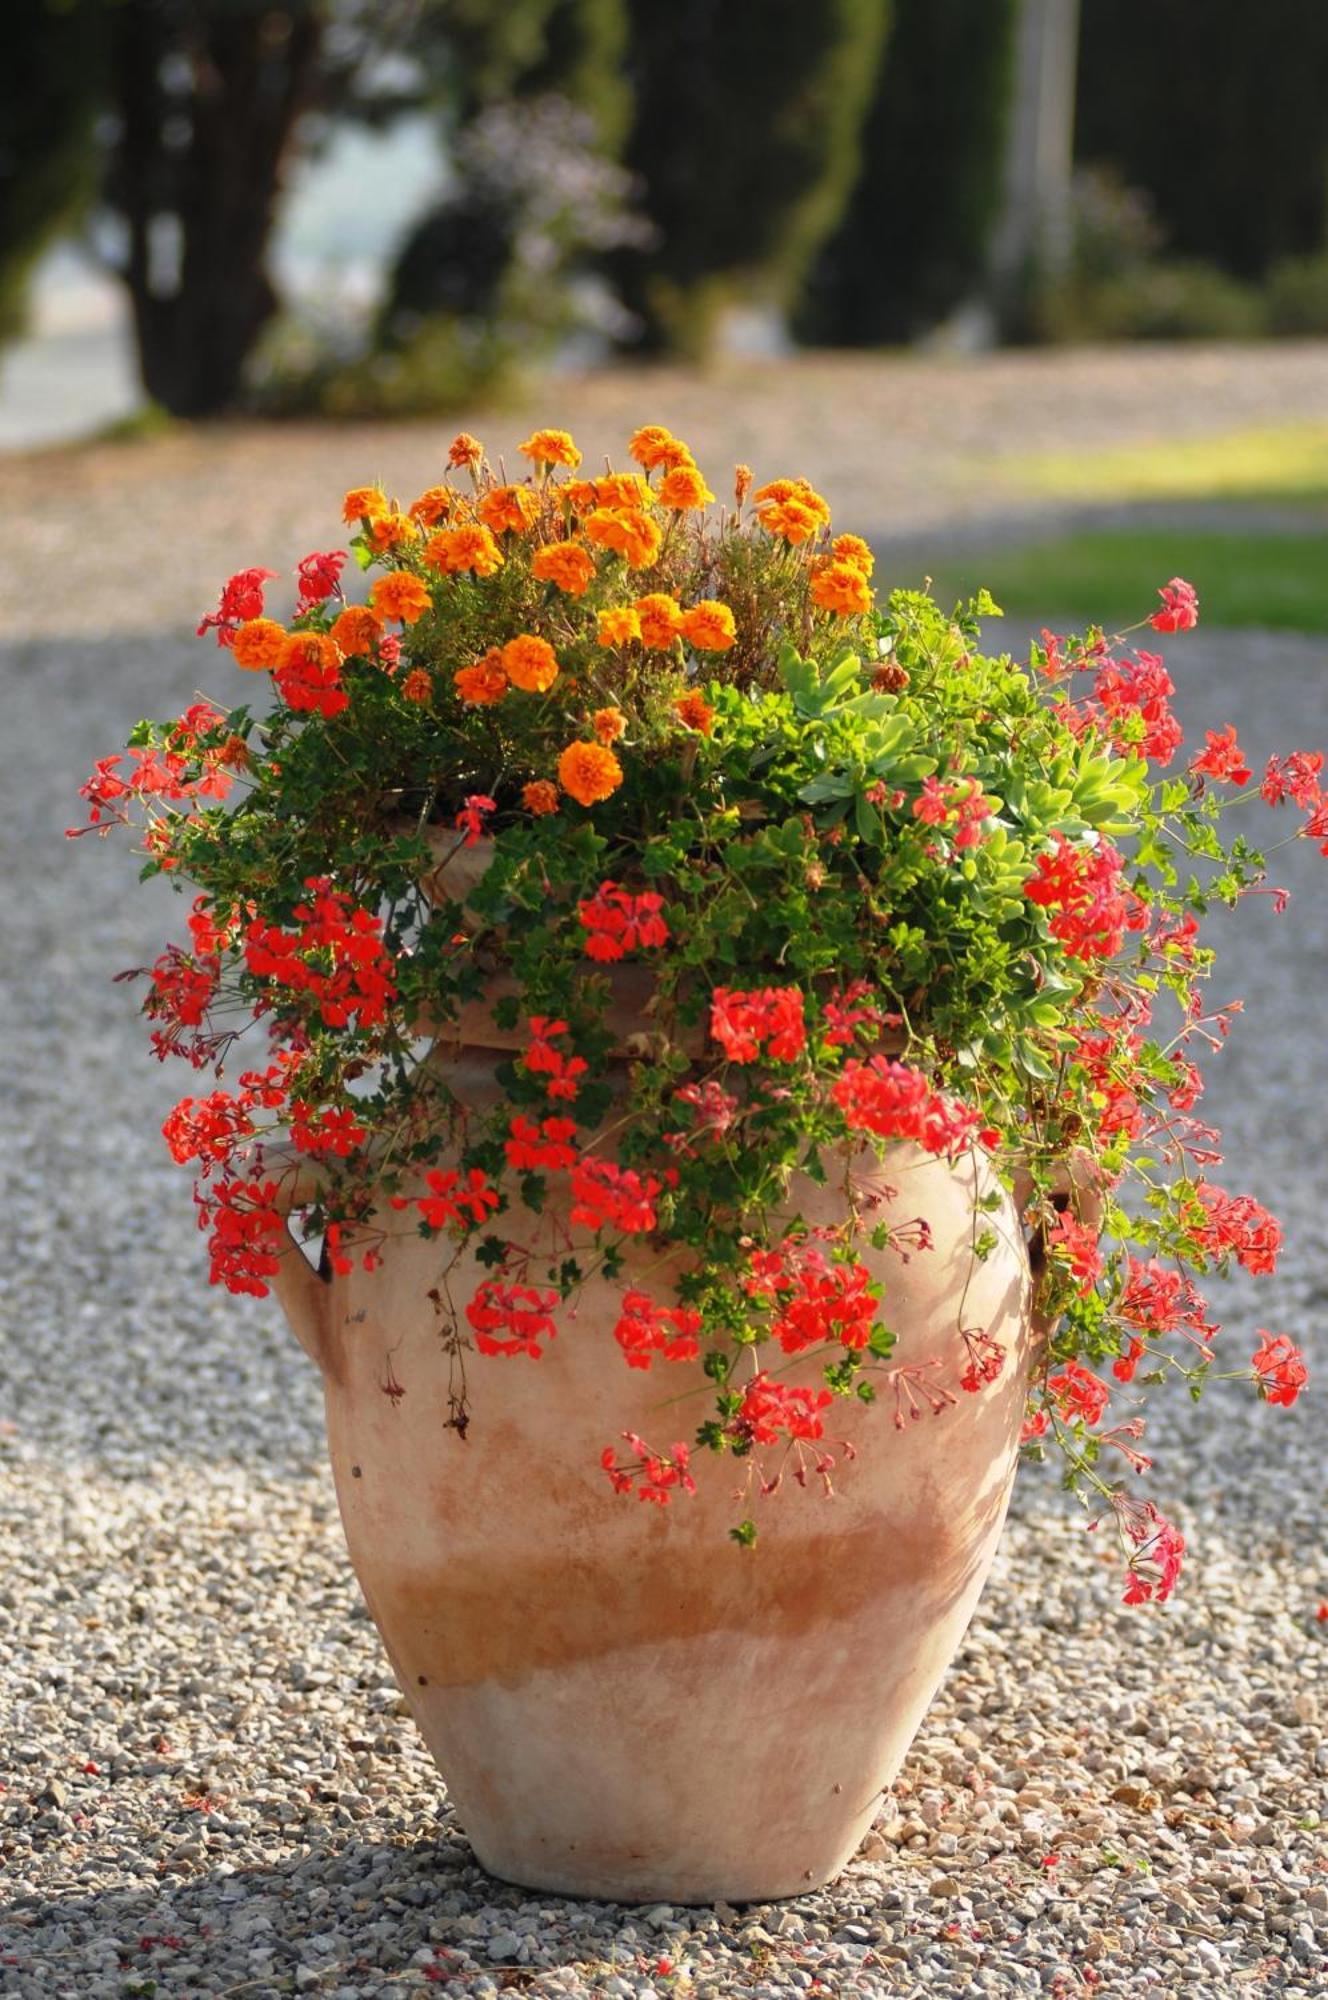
[1012,1150,1106,1348]
[265,1148,337,1375]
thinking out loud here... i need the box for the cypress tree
[1076,0,1328,279]
[616,0,892,358]
[799,0,1018,347]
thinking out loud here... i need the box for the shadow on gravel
[0,1826,691,1993]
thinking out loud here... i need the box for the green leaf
[798,775,853,804]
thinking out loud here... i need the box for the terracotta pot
[269,1036,1045,1905]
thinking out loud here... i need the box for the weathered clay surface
[273,1051,1034,1903]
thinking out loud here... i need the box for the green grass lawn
[998,425,1328,509]
[937,528,1328,635]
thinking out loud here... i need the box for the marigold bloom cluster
[558,741,623,807]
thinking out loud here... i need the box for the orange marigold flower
[342,485,386,524]
[658,463,715,510]
[562,478,600,515]
[596,607,641,648]
[531,541,596,596]
[674,690,715,735]
[278,630,340,671]
[370,570,433,625]
[558,740,624,807]
[409,486,455,528]
[593,706,627,744]
[810,559,873,617]
[519,428,582,470]
[831,532,874,575]
[634,592,684,649]
[522,779,560,816]
[453,650,509,706]
[753,476,831,521]
[628,425,677,468]
[628,426,695,472]
[502,633,560,693]
[365,510,418,554]
[401,667,433,703]
[424,524,504,577]
[328,604,384,657]
[680,600,736,652]
[734,463,753,506]
[757,497,824,545]
[232,617,288,671]
[448,433,484,469]
[583,506,663,570]
[479,484,541,536]
[595,472,654,510]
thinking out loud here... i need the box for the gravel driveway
[2,377,1326,1995]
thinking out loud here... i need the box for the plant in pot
[74,425,1316,1903]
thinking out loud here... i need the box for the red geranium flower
[1251,1330,1308,1406]
[1150,577,1199,633]
[465,1281,559,1358]
[710,986,806,1063]
[1191,725,1250,787]
[577,882,669,962]
[197,566,277,647]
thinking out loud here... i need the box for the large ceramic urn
[269,1034,1041,1904]
[263,833,1064,1901]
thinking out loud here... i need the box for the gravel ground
[2,380,1327,1995]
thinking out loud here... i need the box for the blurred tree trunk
[989,0,1080,327]
[107,2,323,418]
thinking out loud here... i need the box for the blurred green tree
[615,0,892,359]
[0,0,106,347]
[391,0,565,120]
[1077,0,1328,279]
[382,0,631,337]
[521,0,631,152]
[798,0,1017,346]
